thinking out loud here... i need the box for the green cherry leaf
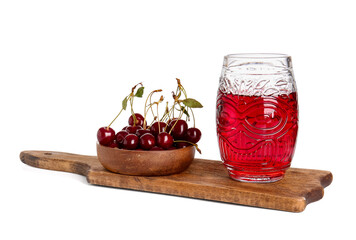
[135,87,145,98]
[181,106,190,118]
[122,97,128,110]
[182,98,203,108]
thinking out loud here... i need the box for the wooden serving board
[20,151,332,212]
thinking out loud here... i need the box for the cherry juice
[216,90,298,182]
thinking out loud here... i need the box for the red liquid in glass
[216,91,298,182]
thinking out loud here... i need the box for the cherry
[150,146,164,151]
[166,118,178,126]
[167,146,177,150]
[167,119,188,140]
[116,130,129,142]
[108,141,118,148]
[156,132,174,149]
[126,125,142,134]
[123,134,139,150]
[175,142,191,149]
[97,127,116,146]
[185,127,201,143]
[136,129,150,137]
[139,133,156,150]
[150,122,167,136]
[128,113,146,127]
[116,130,129,148]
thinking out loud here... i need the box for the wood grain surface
[20,150,333,212]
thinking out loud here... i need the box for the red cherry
[108,141,118,148]
[97,127,116,146]
[116,130,129,148]
[150,146,164,151]
[150,122,167,136]
[126,125,142,134]
[123,134,139,150]
[167,119,188,140]
[185,127,201,143]
[157,132,174,149]
[128,113,146,127]
[136,129,150,137]
[175,142,190,149]
[167,146,177,150]
[166,118,178,127]
[139,133,156,150]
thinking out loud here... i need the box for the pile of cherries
[97,113,201,151]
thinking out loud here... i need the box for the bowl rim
[96,142,195,153]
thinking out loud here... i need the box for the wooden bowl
[96,143,195,176]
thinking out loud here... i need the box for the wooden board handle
[20,151,97,176]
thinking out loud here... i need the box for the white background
[1,0,355,239]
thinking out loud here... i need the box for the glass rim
[225,53,290,59]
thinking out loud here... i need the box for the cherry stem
[148,117,157,129]
[128,82,144,127]
[172,85,179,119]
[144,103,155,127]
[190,107,195,128]
[144,94,164,130]
[157,104,160,133]
[131,82,143,93]
[107,107,125,130]
[174,140,201,154]
[149,92,155,118]
[176,78,187,98]
[172,102,175,119]
[163,105,174,124]
[168,88,186,135]
[143,95,151,129]
[170,78,189,126]
[168,110,183,135]
[129,95,137,126]
[143,90,162,129]
[159,102,170,122]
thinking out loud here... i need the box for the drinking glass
[216,53,298,183]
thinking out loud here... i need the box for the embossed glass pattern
[216,53,298,183]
